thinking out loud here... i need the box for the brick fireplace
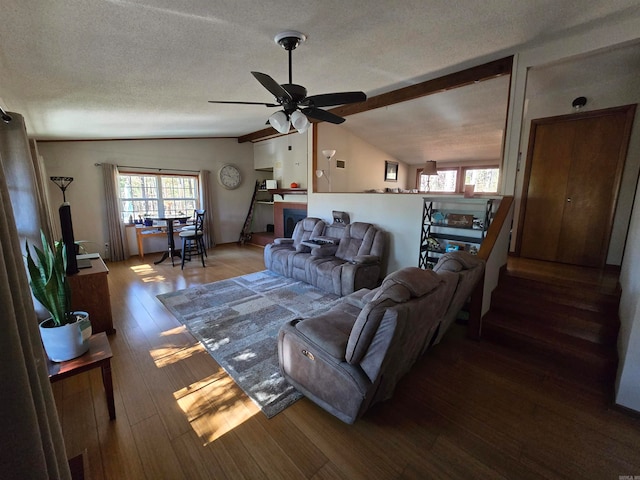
[273,202,307,238]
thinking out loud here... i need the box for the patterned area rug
[156,270,339,418]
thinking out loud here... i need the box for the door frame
[515,104,636,265]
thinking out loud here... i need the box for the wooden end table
[48,332,115,420]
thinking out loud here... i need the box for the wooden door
[518,105,636,267]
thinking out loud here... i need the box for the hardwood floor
[53,244,640,479]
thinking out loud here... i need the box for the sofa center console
[300,236,340,249]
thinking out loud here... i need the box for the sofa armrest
[311,244,339,257]
[343,288,373,309]
[274,238,294,245]
[351,254,379,265]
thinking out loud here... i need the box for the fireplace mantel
[268,188,307,200]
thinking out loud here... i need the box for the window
[118,173,198,222]
[417,168,458,193]
[416,166,499,194]
[463,167,499,193]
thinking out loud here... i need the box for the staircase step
[490,288,619,345]
[482,312,618,383]
[498,272,620,314]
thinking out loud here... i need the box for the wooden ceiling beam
[237,56,512,144]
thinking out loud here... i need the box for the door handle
[566,198,572,202]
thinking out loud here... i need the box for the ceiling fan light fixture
[268,111,290,134]
[290,110,310,133]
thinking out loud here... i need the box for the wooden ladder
[238,180,260,245]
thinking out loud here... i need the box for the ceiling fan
[208,31,367,134]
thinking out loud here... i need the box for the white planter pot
[39,311,92,362]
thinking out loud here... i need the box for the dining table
[153,215,189,266]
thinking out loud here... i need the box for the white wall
[316,123,409,192]
[308,192,424,276]
[254,133,308,189]
[38,138,254,256]
[617,176,640,411]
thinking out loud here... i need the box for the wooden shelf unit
[418,197,493,269]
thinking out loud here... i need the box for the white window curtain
[102,163,129,261]
[199,169,216,249]
[0,113,71,479]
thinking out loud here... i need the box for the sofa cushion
[433,251,479,273]
[345,298,393,364]
[346,267,444,364]
[373,267,441,300]
[292,217,326,246]
[335,222,376,262]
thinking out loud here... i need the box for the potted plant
[25,231,91,362]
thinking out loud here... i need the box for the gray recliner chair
[278,252,485,424]
[264,217,325,276]
[431,251,486,345]
[306,222,385,296]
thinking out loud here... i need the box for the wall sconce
[316,149,336,192]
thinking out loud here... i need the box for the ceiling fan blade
[251,72,292,103]
[208,100,280,107]
[301,107,345,124]
[302,91,367,108]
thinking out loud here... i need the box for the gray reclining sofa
[278,251,485,424]
[264,215,386,296]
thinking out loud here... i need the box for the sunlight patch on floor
[130,264,156,274]
[174,372,257,445]
[141,274,166,283]
[161,325,188,336]
[129,264,167,282]
[152,343,204,367]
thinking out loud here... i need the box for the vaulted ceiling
[1,0,638,163]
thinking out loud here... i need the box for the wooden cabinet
[419,197,493,269]
[67,256,115,335]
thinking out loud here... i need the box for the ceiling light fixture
[572,96,587,110]
[268,110,311,135]
[290,110,310,133]
[268,111,290,134]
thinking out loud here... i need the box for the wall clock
[218,164,242,190]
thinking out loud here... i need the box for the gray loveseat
[278,251,485,424]
[264,216,386,296]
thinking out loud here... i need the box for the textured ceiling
[1,0,638,164]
